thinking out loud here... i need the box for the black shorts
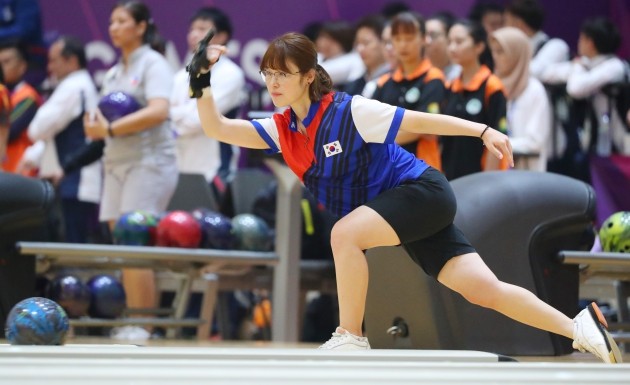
[364,167,476,278]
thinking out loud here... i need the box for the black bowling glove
[187,29,215,98]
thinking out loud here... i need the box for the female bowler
[190,32,621,363]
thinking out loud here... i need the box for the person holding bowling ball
[82,0,177,341]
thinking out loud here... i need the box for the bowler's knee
[330,220,359,254]
[460,279,504,309]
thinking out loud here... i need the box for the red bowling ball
[156,211,202,248]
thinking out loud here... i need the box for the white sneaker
[318,327,371,350]
[573,302,623,363]
[110,325,151,341]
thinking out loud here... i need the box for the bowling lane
[0,345,629,385]
[0,345,505,362]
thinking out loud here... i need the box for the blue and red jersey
[251,92,429,217]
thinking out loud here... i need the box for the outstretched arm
[399,110,514,167]
[192,44,269,149]
[196,89,269,149]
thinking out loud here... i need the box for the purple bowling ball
[86,275,127,319]
[192,208,235,249]
[47,274,91,318]
[98,91,142,122]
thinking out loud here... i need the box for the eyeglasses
[259,70,300,83]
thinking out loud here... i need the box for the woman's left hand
[482,128,514,168]
[83,109,110,140]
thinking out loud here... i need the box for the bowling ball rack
[17,239,279,339]
[16,160,332,343]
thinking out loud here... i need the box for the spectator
[490,27,551,171]
[380,21,397,70]
[0,0,46,86]
[468,1,504,35]
[82,0,178,340]
[505,0,570,169]
[344,14,390,98]
[171,7,244,187]
[372,11,445,170]
[425,12,460,81]
[541,17,628,155]
[504,0,569,80]
[316,20,365,89]
[0,40,41,174]
[302,21,323,43]
[19,36,102,243]
[441,19,507,180]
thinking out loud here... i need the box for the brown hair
[391,11,426,37]
[260,32,333,102]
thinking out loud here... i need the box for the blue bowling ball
[231,213,273,251]
[192,208,235,249]
[112,210,157,246]
[47,274,91,318]
[86,275,127,319]
[5,297,70,345]
[98,91,142,122]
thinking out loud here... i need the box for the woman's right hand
[188,44,227,98]
[203,44,227,72]
[83,109,109,140]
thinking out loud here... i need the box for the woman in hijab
[490,26,551,171]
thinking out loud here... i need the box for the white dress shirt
[529,31,569,80]
[541,55,629,154]
[170,56,245,181]
[507,78,552,171]
[27,69,102,203]
[319,51,365,88]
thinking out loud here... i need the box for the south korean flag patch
[323,140,343,157]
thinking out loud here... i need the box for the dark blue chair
[365,171,595,356]
[0,173,55,336]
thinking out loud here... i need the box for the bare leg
[437,252,574,339]
[329,206,401,336]
[108,220,156,324]
[121,268,157,316]
[329,207,575,341]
